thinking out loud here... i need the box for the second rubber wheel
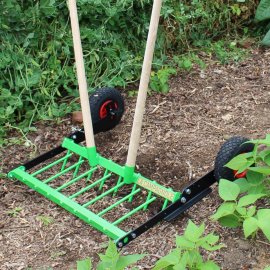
[214,136,254,181]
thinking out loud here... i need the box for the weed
[7,207,23,217]
[76,240,145,270]
[153,220,224,270]
[37,215,54,226]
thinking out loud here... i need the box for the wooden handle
[126,0,162,167]
[68,0,95,147]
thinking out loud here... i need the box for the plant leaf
[262,29,270,47]
[219,179,240,201]
[77,258,92,270]
[255,0,270,22]
[248,166,270,175]
[234,178,250,193]
[212,202,237,220]
[247,206,257,217]
[198,260,220,270]
[243,217,258,238]
[257,209,270,241]
[176,236,195,248]
[184,220,205,242]
[225,155,248,170]
[218,215,241,228]
[152,249,180,270]
[116,254,145,270]
[238,194,266,207]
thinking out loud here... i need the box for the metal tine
[112,197,156,225]
[56,166,98,192]
[69,173,112,199]
[129,184,138,202]
[143,191,153,210]
[31,152,73,177]
[98,188,141,217]
[43,159,84,184]
[113,176,123,196]
[72,156,84,178]
[99,169,109,190]
[61,150,71,172]
[82,181,125,208]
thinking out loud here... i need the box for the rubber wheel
[214,136,254,181]
[90,88,124,134]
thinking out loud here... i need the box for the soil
[1,48,270,270]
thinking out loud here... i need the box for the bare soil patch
[1,48,270,270]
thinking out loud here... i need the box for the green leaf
[211,202,236,220]
[257,209,270,241]
[262,29,270,47]
[238,194,266,207]
[247,206,257,217]
[198,260,220,270]
[176,236,195,248]
[184,220,205,242]
[116,254,145,270]
[200,242,225,251]
[236,206,247,216]
[77,258,92,270]
[246,170,264,185]
[234,178,250,193]
[255,0,270,22]
[218,215,241,228]
[248,166,270,175]
[152,249,180,270]
[219,179,240,201]
[225,155,248,170]
[204,233,219,245]
[243,217,258,238]
[264,153,270,166]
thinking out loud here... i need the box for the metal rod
[129,184,138,202]
[113,176,123,196]
[56,167,97,192]
[113,197,156,225]
[83,182,125,208]
[61,150,71,172]
[98,188,141,217]
[44,159,84,184]
[31,153,72,177]
[126,0,162,167]
[69,173,112,199]
[72,156,84,178]
[99,169,108,190]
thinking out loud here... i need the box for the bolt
[181,197,187,204]
[117,242,123,248]
[72,135,77,140]
[131,233,136,239]
[185,189,191,195]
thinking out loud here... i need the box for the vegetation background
[0,0,261,143]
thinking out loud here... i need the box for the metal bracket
[116,170,216,248]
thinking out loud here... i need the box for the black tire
[214,136,254,181]
[90,88,124,134]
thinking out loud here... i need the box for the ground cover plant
[0,0,258,142]
[255,0,270,45]
[212,135,270,241]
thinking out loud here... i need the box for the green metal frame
[9,138,181,241]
